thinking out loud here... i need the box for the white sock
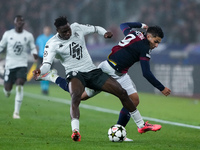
[71,118,79,132]
[130,109,145,128]
[14,86,23,114]
[51,75,59,83]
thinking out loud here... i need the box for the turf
[0,84,199,150]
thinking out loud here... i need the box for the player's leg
[40,80,49,95]
[117,93,139,127]
[13,67,27,119]
[3,82,13,97]
[3,69,13,97]
[113,74,161,133]
[67,72,85,142]
[100,76,145,128]
[116,74,140,127]
[36,69,70,92]
[101,75,161,133]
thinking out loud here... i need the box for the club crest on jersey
[74,32,79,37]
[135,31,144,40]
[72,71,78,76]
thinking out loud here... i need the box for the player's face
[57,23,72,40]
[147,34,162,50]
[14,17,25,29]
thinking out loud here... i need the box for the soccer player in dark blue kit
[83,22,171,141]
[35,21,171,141]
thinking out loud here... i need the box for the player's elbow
[142,71,151,80]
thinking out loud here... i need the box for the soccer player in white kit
[0,15,38,119]
[33,16,159,142]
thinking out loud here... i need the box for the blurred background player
[0,15,38,119]
[36,26,53,95]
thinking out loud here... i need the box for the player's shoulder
[71,22,81,27]
[4,29,15,35]
[22,29,34,37]
[45,34,60,48]
[70,22,82,30]
[70,22,90,30]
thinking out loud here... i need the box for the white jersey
[0,29,37,69]
[43,22,107,75]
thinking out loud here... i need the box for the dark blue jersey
[107,22,165,91]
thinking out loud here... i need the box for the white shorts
[85,60,137,97]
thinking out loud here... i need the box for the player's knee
[134,98,139,107]
[129,93,140,107]
[71,92,82,106]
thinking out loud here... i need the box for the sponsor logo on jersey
[69,42,83,60]
[13,42,23,55]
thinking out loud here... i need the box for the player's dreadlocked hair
[54,16,69,28]
[147,26,164,38]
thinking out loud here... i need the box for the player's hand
[143,25,148,31]
[32,69,41,80]
[33,54,38,60]
[161,87,171,96]
[104,32,113,38]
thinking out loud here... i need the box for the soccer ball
[108,124,126,142]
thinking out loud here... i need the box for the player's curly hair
[147,26,164,38]
[54,16,69,28]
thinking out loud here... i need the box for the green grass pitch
[0,84,199,150]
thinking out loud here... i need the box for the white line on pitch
[24,92,200,130]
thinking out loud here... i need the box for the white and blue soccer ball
[108,124,126,142]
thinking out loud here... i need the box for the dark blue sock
[55,77,69,92]
[117,107,130,127]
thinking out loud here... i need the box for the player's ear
[147,33,152,40]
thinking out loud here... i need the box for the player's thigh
[15,67,27,85]
[98,60,121,80]
[69,78,85,108]
[101,76,126,97]
[117,74,139,106]
[4,68,15,91]
[66,71,85,99]
[117,74,137,94]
